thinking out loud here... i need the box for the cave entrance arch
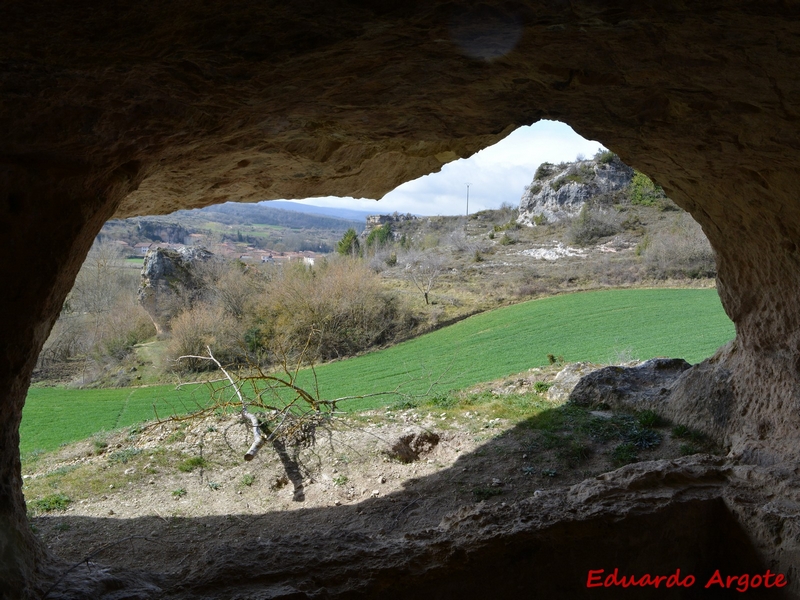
[4,3,800,597]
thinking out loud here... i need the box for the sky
[285,120,606,217]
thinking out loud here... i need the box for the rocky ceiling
[4,1,800,598]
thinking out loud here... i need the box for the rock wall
[4,1,800,597]
[517,156,633,225]
[138,246,212,335]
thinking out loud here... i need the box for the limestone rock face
[138,246,212,335]
[546,362,600,402]
[518,157,633,225]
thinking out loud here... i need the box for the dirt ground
[26,367,716,588]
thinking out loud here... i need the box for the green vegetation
[629,171,666,206]
[241,473,255,486]
[366,223,393,247]
[305,288,732,409]
[595,149,617,165]
[22,289,733,453]
[177,456,208,472]
[28,493,71,514]
[21,383,206,455]
[108,448,141,464]
[336,228,361,256]
[611,442,639,466]
[534,162,556,181]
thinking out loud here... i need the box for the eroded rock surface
[138,246,212,335]
[4,2,800,598]
[517,156,633,226]
[569,358,692,411]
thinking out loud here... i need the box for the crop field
[307,288,734,409]
[21,384,207,455]
[22,288,734,454]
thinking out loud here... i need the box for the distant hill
[100,201,367,254]
[181,202,365,231]
[261,200,376,222]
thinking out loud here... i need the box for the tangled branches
[175,343,340,462]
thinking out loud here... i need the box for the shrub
[30,493,71,513]
[108,448,141,464]
[534,162,555,181]
[637,410,667,428]
[643,214,716,279]
[629,171,666,205]
[167,304,246,371]
[526,183,542,196]
[611,442,638,466]
[256,258,415,362]
[569,205,620,246]
[499,233,516,246]
[365,223,392,247]
[594,149,617,164]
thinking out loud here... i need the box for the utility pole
[465,183,471,217]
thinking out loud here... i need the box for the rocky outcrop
[362,213,418,239]
[5,2,800,598]
[568,358,693,410]
[517,156,633,226]
[138,247,212,335]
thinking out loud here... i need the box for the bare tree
[403,251,445,305]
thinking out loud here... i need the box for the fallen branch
[178,347,265,460]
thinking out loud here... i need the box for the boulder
[547,362,600,402]
[568,357,692,411]
[137,246,212,335]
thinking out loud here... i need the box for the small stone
[371,490,380,498]
[108,510,115,515]
[148,479,155,485]
[522,454,528,459]
[109,484,114,489]
[378,475,386,484]
[334,500,341,506]
[491,478,502,487]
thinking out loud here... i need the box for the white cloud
[286,120,605,216]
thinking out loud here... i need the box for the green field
[21,288,734,454]
[21,384,208,455]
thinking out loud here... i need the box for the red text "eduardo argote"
[587,568,788,592]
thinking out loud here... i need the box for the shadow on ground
[37,409,785,599]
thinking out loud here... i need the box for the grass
[177,456,208,472]
[28,493,71,514]
[21,383,207,455]
[21,289,733,454]
[306,288,733,410]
